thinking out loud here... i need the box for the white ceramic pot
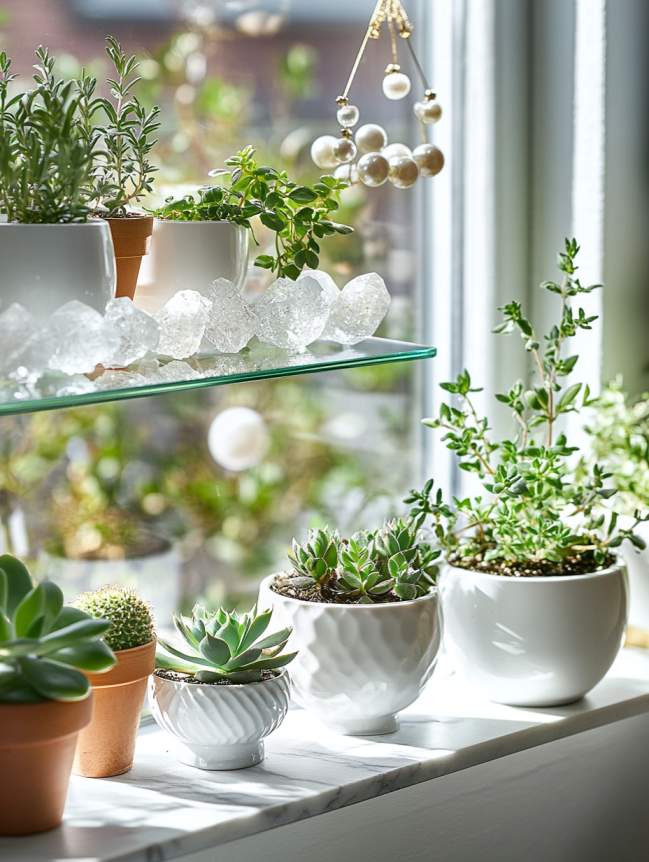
[440,561,628,707]
[144,220,249,312]
[258,576,442,735]
[39,543,181,628]
[149,669,291,770]
[620,520,649,632]
[0,222,115,322]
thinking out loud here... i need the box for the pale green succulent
[156,605,296,684]
[336,532,393,602]
[286,526,339,588]
[371,519,440,601]
[75,586,155,652]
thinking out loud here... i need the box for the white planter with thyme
[408,239,645,707]
[150,606,295,770]
[259,523,442,735]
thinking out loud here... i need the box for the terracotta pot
[0,696,93,836]
[73,639,156,778]
[106,216,154,300]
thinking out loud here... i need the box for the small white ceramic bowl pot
[258,576,443,735]
[149,670,291,770]
[439,561,629,707]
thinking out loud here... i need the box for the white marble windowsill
[3,648,649,862]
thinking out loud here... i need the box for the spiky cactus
[75,586,155,652]
[286,527,339,589]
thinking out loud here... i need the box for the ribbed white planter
[439,561,628,707]
[145,220,249,312]
[258,576,442,735]
[149,670,291,770]
[0,222,115,321]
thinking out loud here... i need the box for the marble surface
[4,649,649,862]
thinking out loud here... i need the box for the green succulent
[0,555,115,704]
[156,605,296,684]
[287,526,340,589]
[371,519,440,601]
[337,532,393,602]
[74,586,155,652]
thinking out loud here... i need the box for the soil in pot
[0,696,93,836]
[154,668,279,686]
[73,639,155,778]
[449,550,616,579]
[270,572,397,604]
[106,215,154,300]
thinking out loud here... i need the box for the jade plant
[0,555,115,703]
[152,145,352,279]
[275,522,438,603]
[75,586,155,652]
[0,48,95,223]
[405,239,649,577]
[156,605,296,684]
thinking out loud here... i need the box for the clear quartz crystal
[155,290,211,360]
[0,304,37,374]
[103,298,160,366]
[322,273,391,345]
[46,301,119,375]
[254,276,330,350]
[297,269,340,308]
[204,278,257,354]
[156,360,201,382]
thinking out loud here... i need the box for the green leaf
[49,640,116,673]
[39,581,64,633]
[19,657,90,702]
[0,556,33,616]
[157,638,214,668]
[199,633,231,667]
[288,186,318,203]
[236,651,298,672]
[238,609,272,652]
[0,569,7,612]
[14,584,45,637]
[38,619,111,654]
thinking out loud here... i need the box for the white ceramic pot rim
[0,221,108,228]
[154,218,245,227]
[444,558,624,584]
[153,666,288,692]
[260,573,438,610]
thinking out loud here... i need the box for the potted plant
[151,604,295,769]
[78,37,160,300]
[258,520,442,735]
[410,239,646,707]
[0,48,115,321]
[146,145,351,310]
[580,378,649,645]
[0,554,115,836]
[72,585,155,778]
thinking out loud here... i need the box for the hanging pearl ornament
[382,65,411,100]
[309,0,445,190]
[388,155,419,189]
[413,143,445,177]
[336,103,360,128]
[311,135,339,170]
[357,152,390,188]
[355,123,388,154]
[333,136,358,165]
[382,142,412,161]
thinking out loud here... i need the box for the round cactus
[75,586,155,652]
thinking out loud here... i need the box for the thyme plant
[153,145,352,279]
[407,240,648,576]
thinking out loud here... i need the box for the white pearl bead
[311,135,339,170]
[333,137,357,165]
[382,143,412,161]
[334,163,359,184]
[336,104,360,128]
[357,152,389,188]
[414,100,442,124]
[382,71,411,101]
[413,143,445,177]
[355,123,388,154]
[388,155,419,189]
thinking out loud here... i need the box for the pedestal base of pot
[178,740,265,771]
[323,714,399,736]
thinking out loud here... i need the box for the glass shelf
[0,338,436,417]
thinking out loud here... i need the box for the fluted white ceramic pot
[0,222,116,322]
[440,561,628,707]
[149,670,291,770]
[258,576,442,735]
[145,220,249,312]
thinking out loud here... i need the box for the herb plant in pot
[73,586,155,778]
[0,554,115,836]
[147,145,350,311]
[258,521,442,735]
[79,37,160,300]
[413,240,645,707]
[0,49,115,321]
[151,605,295,769]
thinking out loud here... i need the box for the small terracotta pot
[74,640,156,778]
[0,696,93,836]
[106,216,154,300]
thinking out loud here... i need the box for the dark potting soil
[449,550,616,578]
[270,574,399,604]
[154,669,278,686]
